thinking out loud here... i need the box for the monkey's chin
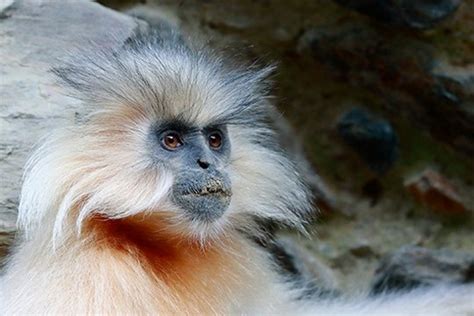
[175,194,230,223]
[174,193,232,223]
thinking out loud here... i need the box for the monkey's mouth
[178,178,232,197]
[173,180,232,222]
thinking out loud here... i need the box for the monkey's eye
[162,132,183,150]
[208,131,222,149]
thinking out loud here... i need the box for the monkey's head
[18,34,312,246]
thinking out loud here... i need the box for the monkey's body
[1,33,473,315]
[3,216,473,315]
[3,218,286,314]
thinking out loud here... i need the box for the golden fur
[4,213,287,314]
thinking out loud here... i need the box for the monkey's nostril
[197,159,210,169]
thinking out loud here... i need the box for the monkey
[1,32,473,315]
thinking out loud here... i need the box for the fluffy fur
[1,33,473,315]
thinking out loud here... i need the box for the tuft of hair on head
[18,30,314,248]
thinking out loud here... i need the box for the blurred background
[1,0,473,295]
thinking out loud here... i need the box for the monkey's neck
[87,215,225,275]
[6,215,285,314]
[53,215,275,314]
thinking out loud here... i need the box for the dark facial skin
[150,121,232,222]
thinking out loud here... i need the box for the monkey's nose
[197,158,210,169]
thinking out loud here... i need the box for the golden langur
[1,33,473,315]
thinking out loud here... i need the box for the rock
[0,1,141,245]
[432,62,474,139]
[298,22,474,156]
[126,4,181,34]
[334,0,462,29]
[362,178,384,206]
[337,108,399,174]
[267,236,341,298]
[349,240,377,258]
[331,252,358,275]
[433,62,474,98]
[371,246,474,294]
[0,230,14,267]
[270,108,336,212]
[0,0,14,18]
[404,169,469,216]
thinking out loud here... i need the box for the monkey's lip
[181,186,232,198]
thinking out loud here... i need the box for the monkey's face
[151,123,232,222]
[19,36,313,244]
